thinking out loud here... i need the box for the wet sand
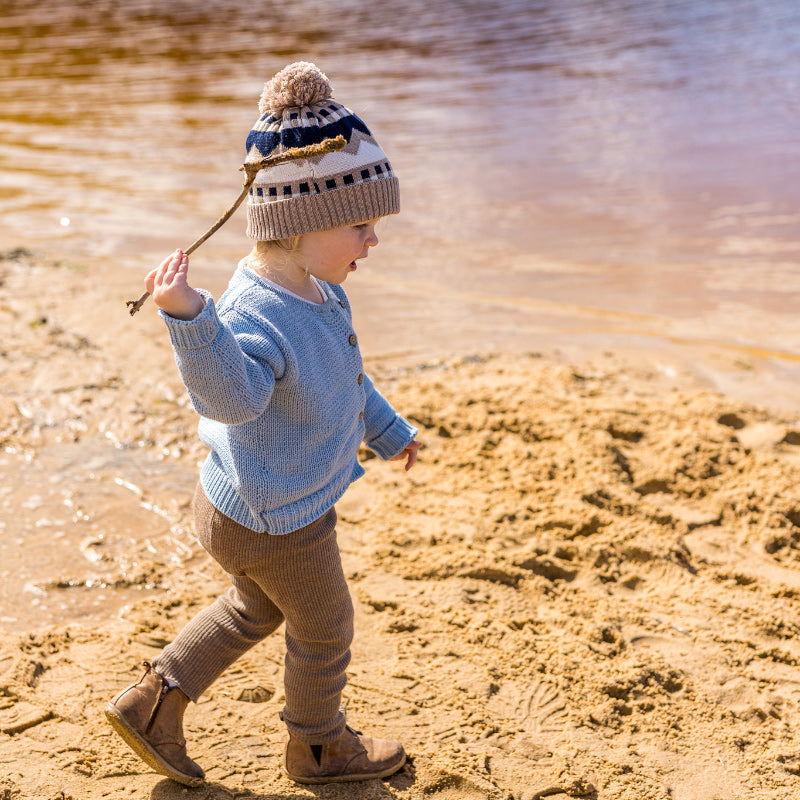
[1,248,800,799]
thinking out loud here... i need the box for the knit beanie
[244,62,400,240]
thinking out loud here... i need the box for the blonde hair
[253,236,302,257]
[248,235,307,278]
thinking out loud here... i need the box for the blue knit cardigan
[159,263,418,534]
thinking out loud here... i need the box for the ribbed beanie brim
[246,176,399,240]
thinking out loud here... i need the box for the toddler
[105,61,420,787]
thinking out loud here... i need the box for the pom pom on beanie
[258,61,333,116]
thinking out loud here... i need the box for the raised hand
[144,250,205,321]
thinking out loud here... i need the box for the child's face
[297,219,380,284]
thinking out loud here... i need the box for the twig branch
[125,135,346,316]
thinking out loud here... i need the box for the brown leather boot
[105,662,204,787]
[284,724,406,784]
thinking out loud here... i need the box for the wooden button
[348,334,357,346]
[357,373,364,385]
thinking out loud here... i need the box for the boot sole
[284,752,406,784]
[104,703,205,787]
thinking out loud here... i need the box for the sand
[1,247,800,800]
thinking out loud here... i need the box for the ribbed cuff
[368,415,418,461]
[159,289,220,350]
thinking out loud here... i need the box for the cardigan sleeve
[160,289,286,425]
[361,372,418,459]
[323,284,417,458]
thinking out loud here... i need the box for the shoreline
[2,247,800,798]
[8,228,800,417]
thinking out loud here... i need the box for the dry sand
[1,249,800,799]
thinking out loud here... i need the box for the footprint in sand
[0,693,52,735]
[217,667,278,703]
[418,771,493,800]
[487,679,570,737]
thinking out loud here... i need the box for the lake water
[2,0,800,630]
[3,0,800,366]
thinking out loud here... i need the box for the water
[2,0,800,628]
[3,1,799,278]
[0,439,200,632]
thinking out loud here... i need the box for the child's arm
[327,284,420,471]
[361,373,419,469]
[147,251,284,425]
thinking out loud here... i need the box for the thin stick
[125,135,346,316]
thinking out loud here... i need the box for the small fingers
[405,441,422,470]
[147,250,187,291]
[144,268,157,294]
[389,440,421,471]
[163,249,187,278]
[145,252,174,292]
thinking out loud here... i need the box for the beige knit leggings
[153,484,354,745]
